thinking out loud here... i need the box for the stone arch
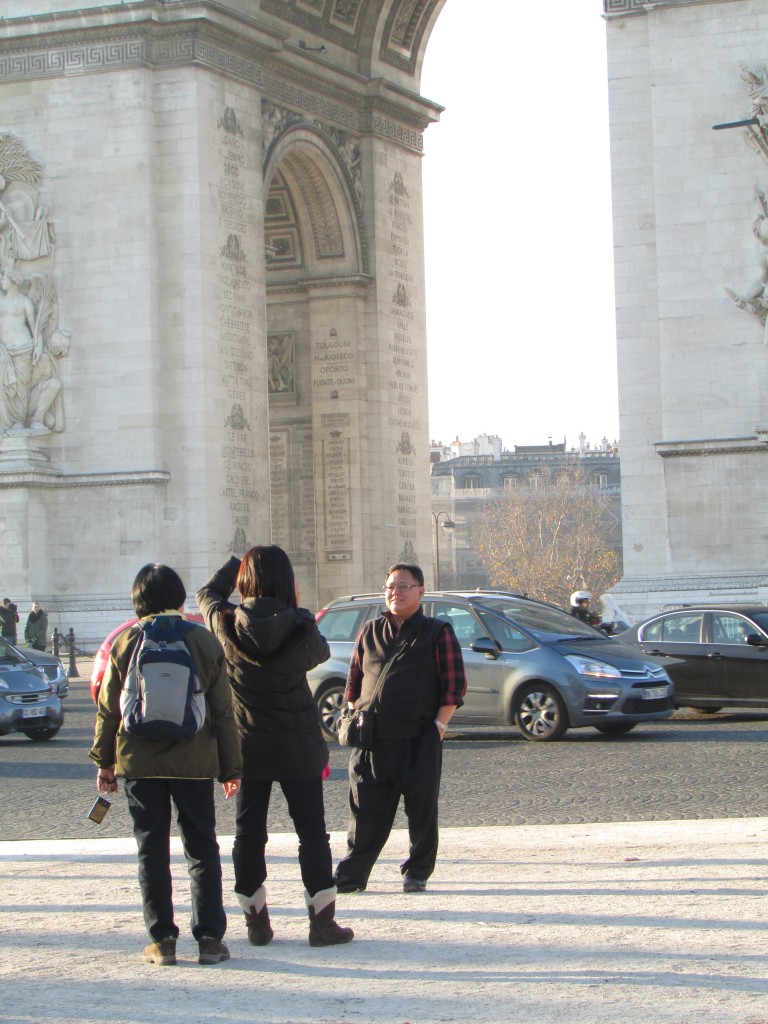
[263,124,367,277]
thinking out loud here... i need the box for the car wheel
[22,726,61,741]
[513,684,568,742]
[594,722,637,735]
[316,680,346,740]
[693,707,723,715]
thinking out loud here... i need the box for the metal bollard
[51,627,60,659]
[66,627,79,678]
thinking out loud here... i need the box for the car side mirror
[745,633,768,647]
[471,636,499,660]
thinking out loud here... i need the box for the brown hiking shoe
[198,937,230,965]
[142,938,177,966]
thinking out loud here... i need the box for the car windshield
[474,598,602,642]
[0,636,27,664]
[748,612,768,634]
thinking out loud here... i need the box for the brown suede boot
[236,886,274,946]
[305,886,354,947]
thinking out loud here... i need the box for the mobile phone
[88,796,111,824]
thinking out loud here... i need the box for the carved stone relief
[726,188,768,342]
[724,67,768,339]
[267,333,295,393]
[0,133,70,436]
[740,64,768,164]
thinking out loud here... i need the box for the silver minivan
[309,591,674,742]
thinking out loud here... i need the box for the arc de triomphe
[0,0,445,636]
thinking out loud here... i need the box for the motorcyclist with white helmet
[569,591,598,625]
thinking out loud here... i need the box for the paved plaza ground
[2,819,768,1024]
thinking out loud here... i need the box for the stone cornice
[0,470,171,490]
[267,273,373,296]
[655,435,768,458]
[613,573,768,592]
[0,1,438,153]
[604,0,743,16]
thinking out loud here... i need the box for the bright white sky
[420,1,619,451]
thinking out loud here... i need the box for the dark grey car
[11,643,69,698]
[0,635,64,741]
[624,604,768,711]
[310,592,674,742]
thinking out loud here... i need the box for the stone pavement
[2,819,768,1024]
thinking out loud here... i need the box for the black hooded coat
[196,557,330,781]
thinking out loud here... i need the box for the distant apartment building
[429,434,622,590]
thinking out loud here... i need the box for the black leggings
[233,776,334,898]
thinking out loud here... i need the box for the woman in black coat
[196,546,353,948]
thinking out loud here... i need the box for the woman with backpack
[196,546,353,949]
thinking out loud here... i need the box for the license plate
[21,706,46,718]
[641,686,667,700]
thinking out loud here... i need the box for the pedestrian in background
[24,601,48,650]
[90,563,241,967]
[196,546,354,948]
[0,597,19,642]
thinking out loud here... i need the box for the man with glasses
[334,563,466,894]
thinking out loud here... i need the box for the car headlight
[565,654,622,679]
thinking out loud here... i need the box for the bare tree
[472,467,621,608]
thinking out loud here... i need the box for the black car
[311,591,675,742]
[624,604,768,711]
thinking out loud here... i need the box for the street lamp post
[432,511,455,589]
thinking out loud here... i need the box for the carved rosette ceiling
[284,149,345,259]
[0,133,70,438]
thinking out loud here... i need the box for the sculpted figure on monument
[741,65,768,123]
[0,268,39,430]
[268,334,294,393]
[0,134,54,266]
[0,269,67,432]
[726,190,768,343]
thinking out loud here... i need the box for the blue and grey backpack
[119,617,206,741]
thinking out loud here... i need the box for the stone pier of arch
[0,0,446,637]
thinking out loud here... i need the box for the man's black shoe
[334,878,366,894]
[403,876,427,893]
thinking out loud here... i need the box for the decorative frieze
[603,0,653,13]
[604,0,741,13]
[1,16,430,153]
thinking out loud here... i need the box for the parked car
[0,635,64,741]
[310,591,675,742]
[90,613,205,702]
[624,604,768,712]
[14,643,69,698]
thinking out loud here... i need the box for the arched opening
[263,128,368,606]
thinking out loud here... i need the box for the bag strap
[366,636,410,713]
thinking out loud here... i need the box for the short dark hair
[131,564,187,619]
[384,563,424,587]
[236,545,297,609]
